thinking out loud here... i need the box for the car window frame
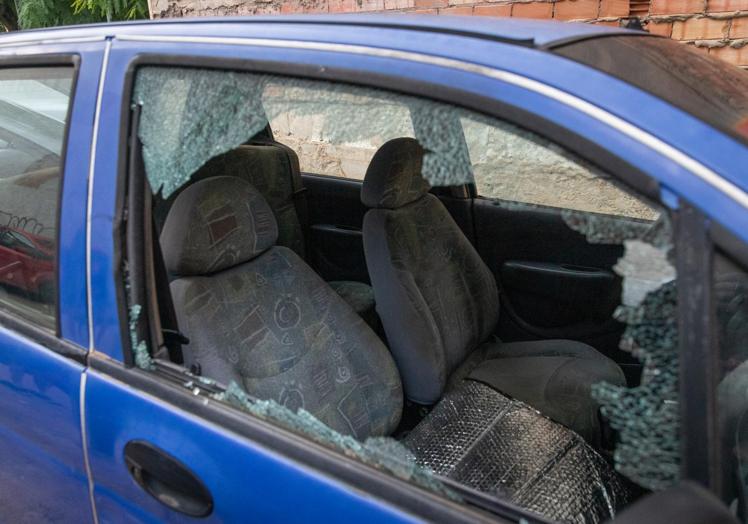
[674,203,723,494]
[104,49,718,521]
[0,53,85,363]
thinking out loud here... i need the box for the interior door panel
[501,260,620,328]
[302,173,370,283]
[310,223,370,283]
[472,197,643,381]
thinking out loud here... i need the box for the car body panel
[0,15,638,49]
[85,368,423,524]
[0,325,92,522]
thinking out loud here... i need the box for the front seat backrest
[361,138,499,404]
[161,176,402,438]
[155,143,306,258]
[155,144,379,327]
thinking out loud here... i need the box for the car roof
[0,14,639,49]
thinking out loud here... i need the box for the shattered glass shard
[592,281,680,491]
[562,211,654,245]
[614,240,676,307]
[562,206,680,491]
[128,304,154,371]
[133,67,270,198]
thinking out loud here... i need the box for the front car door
[80,19,748,523]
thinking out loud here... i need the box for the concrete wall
[152,0,748,69]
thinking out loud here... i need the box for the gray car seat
[155,142,377,326]
[361,137,626,444]
[161,176,402,438]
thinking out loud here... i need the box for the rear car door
[0,42,103,522]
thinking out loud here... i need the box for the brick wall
[151,0,748,69]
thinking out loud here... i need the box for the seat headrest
[361,138,431,209]
[161,176,278,276]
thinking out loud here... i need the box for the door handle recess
[124,440,213,517]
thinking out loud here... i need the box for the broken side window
[132,66,473,197]
[459,98,680,493]
[459,108,679,491]
[131,65,682,522]
[462,109,680,489]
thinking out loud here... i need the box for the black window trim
[676,202,722,495]
[0,53,83,362]
[110,51,682,522]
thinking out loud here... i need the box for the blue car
[1,14,747,524]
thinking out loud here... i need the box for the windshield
[553,35,748,146]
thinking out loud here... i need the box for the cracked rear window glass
[134,66,682,522]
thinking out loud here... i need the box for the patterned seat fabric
[155,141,377,322]
[161,176,402,438]
[361,137,626,445]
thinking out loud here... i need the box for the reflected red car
[0,226,54,301]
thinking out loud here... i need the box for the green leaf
[17,0,147,29]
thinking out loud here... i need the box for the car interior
[128,69,682,523]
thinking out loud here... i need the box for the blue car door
[0,42,103,521]
[81,37,443,524]
[79,23,748,523]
